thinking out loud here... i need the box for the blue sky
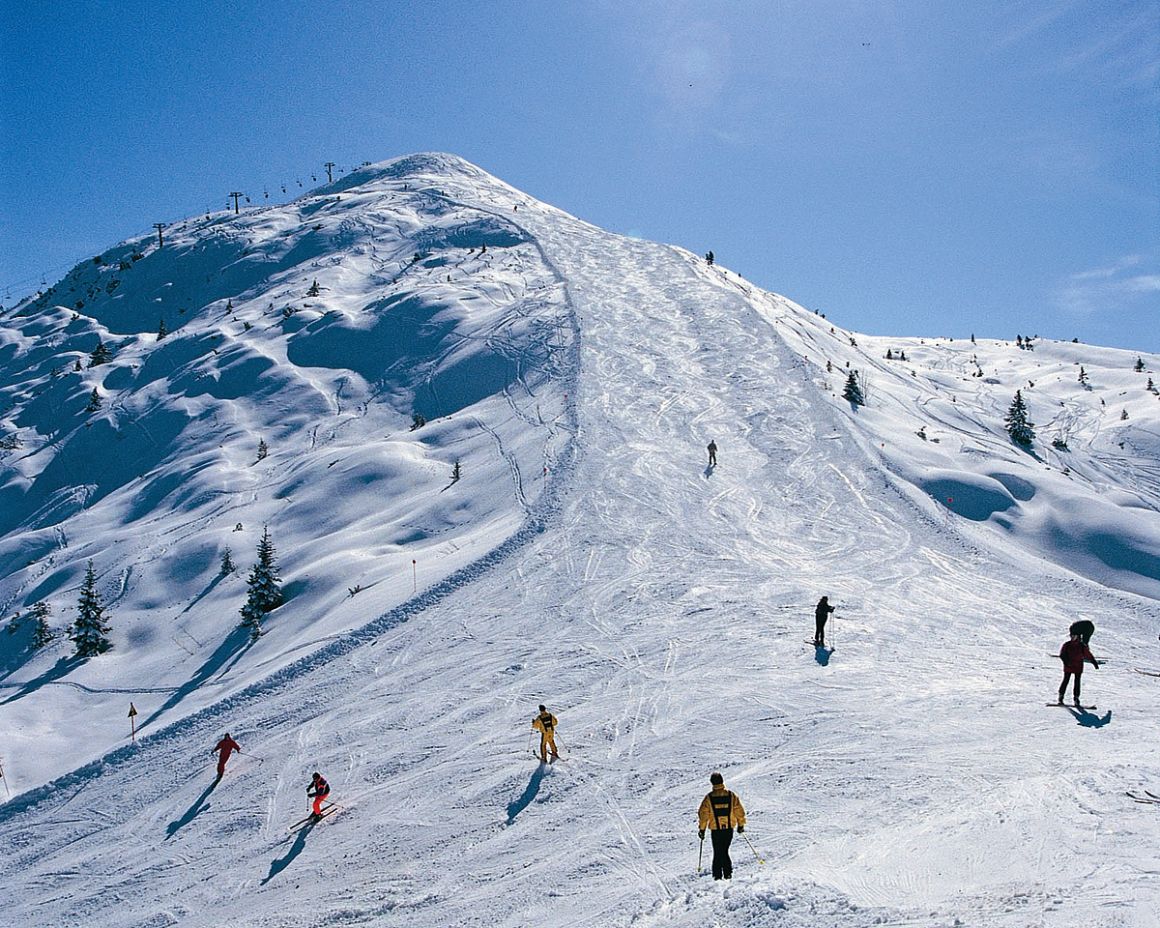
[2,0,1157,350]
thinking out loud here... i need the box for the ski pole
[741,830,765,865]
[697,834,704,875]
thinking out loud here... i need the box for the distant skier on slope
[1069,619,1095,646]
[707,440,718,467]
[1058,631,1100,706]
[532,705,559,762]
[814,596,836,647]
[705,251,715,266]
[697,772,746,880]
[307,771,331,819]
[212,732,241,780]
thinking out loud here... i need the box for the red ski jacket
[214,736,240,759]
[1059,639,1097,673]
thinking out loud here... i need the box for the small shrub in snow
[1077,366,1088,384]
[411,412,426,431]
[307,279,321,297]
[1121,409,1129,420]
[451,460,462,482]
[257,438,268,461]
[1052,437,1069,451]
[1134,357,1145,372]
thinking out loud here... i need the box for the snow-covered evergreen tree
[240,527,283,638]
[88,340,113,367]
[85,388,102,412]
[70,561,111,657]
[1004,390,1035,447]
[220,546,236,575]
[842,371,865,406]
[30,601,55,650]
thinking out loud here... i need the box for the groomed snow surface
[1,154,1158,927]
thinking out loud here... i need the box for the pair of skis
[1127,790,1160,805]
[288,802,339,831]
[1046,703,1097,710]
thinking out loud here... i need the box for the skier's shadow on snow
[813,644,832,666]
[262,819,316,885]
[1067,707,1112,728]
[505,764,546,824]
[166,778,219,839]
[704,463,716,478]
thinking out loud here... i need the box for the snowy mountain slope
[0,153,576,786]
[1,155,1159,928]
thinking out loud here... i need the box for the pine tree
[240,527,283,638]
[220,546,236,574]
[157,318,168,340]
[257,438,268,461]
[89,340,113,367]
[30,601,55,650]
[1134,357,1145,372]
[451,460,462,482]
[307,279,321,297]
[85,388,102,412]
[1078,366,1088,384]
[71,561,111,657]
[1004,390,1035,447]
[842,371,865,406]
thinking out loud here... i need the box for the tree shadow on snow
[140,626,255,730]
[0,655,84,705]
[813,644,832,666]
[262,818,316,884]
[166,778,219,839]
[505,764,546,824]
[1067,707,1112,728]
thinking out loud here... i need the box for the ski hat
[539,704,546,712]
[709,772,724,785]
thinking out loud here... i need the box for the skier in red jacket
[1058,632,1100,706]
[307,772,331,819]
[212,733,241,780]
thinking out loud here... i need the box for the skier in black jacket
[814,596,835,646]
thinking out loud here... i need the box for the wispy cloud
[996,2,1160,92]
[1057,254,1160,316]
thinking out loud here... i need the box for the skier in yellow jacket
[531,705,559,762]
[697,772,746,880]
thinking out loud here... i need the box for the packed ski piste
[1,154,1159,927]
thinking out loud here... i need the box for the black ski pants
[710,827,734,880]
[814,616,828,644]
[1059,670,1083,703]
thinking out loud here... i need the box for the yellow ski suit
[698,785,746,831]
[532,710,558,761]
